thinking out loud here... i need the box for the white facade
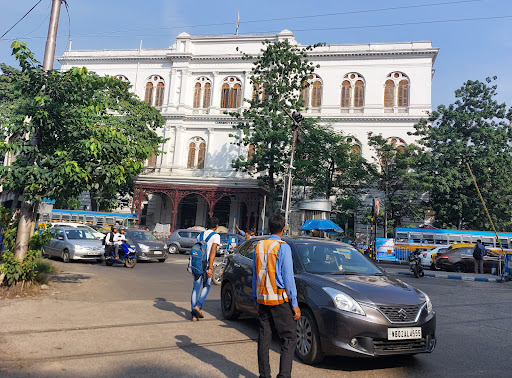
[57,30,438,233]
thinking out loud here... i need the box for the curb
[397,271,503,282]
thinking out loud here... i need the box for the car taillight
[438,254,448,259]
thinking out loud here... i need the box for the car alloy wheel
[62,250,70,263]
[296,314,313,357]
[295,308,323,364]
[168,244,178,254]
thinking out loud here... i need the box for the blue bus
[39,209,138,228]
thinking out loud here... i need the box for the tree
[294,123,373,230]
[0,42,165,261]
[367,133,424,236]
[412,77,512,230]
[230,39,323,208]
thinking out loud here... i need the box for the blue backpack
[187,231,215,275]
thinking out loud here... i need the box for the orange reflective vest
[255,239,289,306]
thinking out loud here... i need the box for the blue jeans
[191,273,212,316]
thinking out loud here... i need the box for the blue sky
[1,0,511,108]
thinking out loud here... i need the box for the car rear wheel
[430,262,437,271]
[221,282,239,320]
[62,250,71,263]
[453,263,465,273]
[296,307,324,364]
[168,244,178,254]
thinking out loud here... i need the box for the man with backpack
[473,239,485,274]
[189,217,220,321]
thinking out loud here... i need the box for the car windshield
[128,231,157,241]
[64,229,96,240]
[294,241,382,275]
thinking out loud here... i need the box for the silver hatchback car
[43,226,104,263]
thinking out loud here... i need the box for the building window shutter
[341,81,351,108]
[187,142,196,169]
[197,142,206,169]
[203,83,211,108]
[221,84,230,108]
[155,82,165,107]
[354,80,364,108]
[144,82,153,105]
[398,80,409,107]
[311,81,322,108]
[193,83,201,108]
[384,80,395,107]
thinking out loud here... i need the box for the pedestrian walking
[252,214,300,378]
[190,217,220,321]
[473,239,485,274]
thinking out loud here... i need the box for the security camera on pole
[281,108,304,233]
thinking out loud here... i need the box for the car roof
[248,235,354,248]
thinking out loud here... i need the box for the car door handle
[234,263,241,268]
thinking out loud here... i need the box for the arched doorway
[213,196,233,228]
[178,194,199,229]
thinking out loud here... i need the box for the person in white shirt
[190,217,220,321]
[114,229,126,257]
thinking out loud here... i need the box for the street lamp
[282,108,304,232]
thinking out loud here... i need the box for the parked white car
[43,226,104,263]
[420,246,449,270]
[49,222,105,240]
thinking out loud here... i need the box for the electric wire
[1,0,44,39]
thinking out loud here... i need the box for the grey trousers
[474,259,484,274]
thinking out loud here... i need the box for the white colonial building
[57,30,438,235]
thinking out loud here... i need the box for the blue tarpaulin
[301,219,343,232]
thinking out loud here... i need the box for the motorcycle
[409,249,424,278]
[105,242,137,268]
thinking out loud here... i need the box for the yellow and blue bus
[394,227,512,256]
[39,209,138,228]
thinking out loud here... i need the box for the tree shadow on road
[175,334,258,378]
[49,272,92,284]
[153,297,189,319]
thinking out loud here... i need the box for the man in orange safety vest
[252,214,300,378]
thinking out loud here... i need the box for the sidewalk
[377,262,506,283]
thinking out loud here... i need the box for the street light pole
[281,108,303,233]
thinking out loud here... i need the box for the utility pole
[43,0,62,71]
[12,0,63,262]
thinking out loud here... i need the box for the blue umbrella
[301,219,343,232]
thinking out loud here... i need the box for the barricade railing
[376,247,412,264]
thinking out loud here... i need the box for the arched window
[220,77,242,109]
[398,80,409,107]
[114,75,129,83]
[252,83,260,102]
[384,80,395,108]
[340,73,365,109]
[144,82,153,105]
[187,137,207,169]
[384,72,409,108]
[144,75,165,107]
[248,144,255,161]
[389,137,407,152]
[302,74,322,108]
[203,82,211,108]
[341,81,351,108]
[346,137,362,155]
[192,77,212,109]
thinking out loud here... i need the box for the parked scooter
[409,249,424,278]
[105,242,137,268]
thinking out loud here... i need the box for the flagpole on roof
[235,9,240,35]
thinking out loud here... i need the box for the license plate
[88,251,99,255]
[388,327,422,340]
[154,251,162,255]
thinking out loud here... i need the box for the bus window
[448,234,462,244]
[96,217,105,225]
[71,215,78,222]
[105,217,115,226]
[85,216,94,224]
[78,215,85,222]
[410,233,421,243]
[434,234,448,245]
[422,234,434,244]
[61,214,70,222]
[481,237,493,247]
[461,235,473,244]
[396,232,408,242]
[498,239,508,248]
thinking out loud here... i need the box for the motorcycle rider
[104,226,118,259]
[114,228,127,258]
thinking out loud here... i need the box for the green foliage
[0,62,28,129]
[368,133,425,234]
[295,123,373,220]
[0,249,39,286]
[229,39,324,203]
[0,42,166,206]
[411,77,512,230]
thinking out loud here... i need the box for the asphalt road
[1,254,511,377]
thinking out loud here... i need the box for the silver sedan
[43,226,104,263]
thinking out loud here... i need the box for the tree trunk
[90,191,99,211]
[14,200,35,260]
[10,194,19,210]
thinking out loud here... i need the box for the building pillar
[210,71,221,114]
